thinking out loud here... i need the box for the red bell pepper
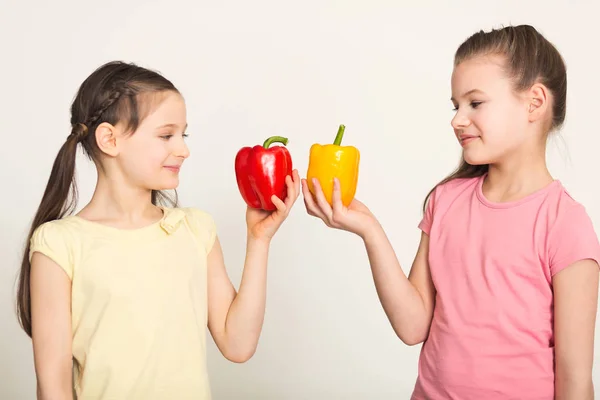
[234,135,293,211]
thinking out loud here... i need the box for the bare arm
[363,224,436,345]
[206,235,271,363]
[301,177,436,345]
[553,259,599,400]
[30,252,73,400]
[207,171,300,363]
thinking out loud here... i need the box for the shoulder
[175,207,218,253]
[178,207,215,225]
[538,181,596,233]
[426,176,481,211]
[437,176,480,196]
[545,182,591,219]
[420,176,480,234]
[29,217,81,279]
[545,182,600,275]
[30,217,81,246]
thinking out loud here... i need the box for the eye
[471,101,482,109]
[160,135,173,140]
[183,133,189,139]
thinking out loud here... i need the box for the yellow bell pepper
[307,124,360,207]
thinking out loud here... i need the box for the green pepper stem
[333,124,345,146]
[262,135,289,148]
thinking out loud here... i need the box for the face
[450,55,530,165]
[115,91,190,190]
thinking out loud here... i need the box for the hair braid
[17,61,181,337]
[86,85,126,127]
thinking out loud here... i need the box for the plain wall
[1,0,599,398]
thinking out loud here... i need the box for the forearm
[362,223,431,344]
[555,368,594,400]
[222,235,271,360]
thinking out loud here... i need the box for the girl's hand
[246,169,301,242]
[301,177,377,238]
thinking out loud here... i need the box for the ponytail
[16,60,183,337]
[16,125,85,337]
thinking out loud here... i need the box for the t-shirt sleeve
[548,204,600,276]
[29,221,74,279]
[187,208,217,254]
[418,186,440,235]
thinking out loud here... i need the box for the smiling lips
[164,165,181,173]
[458,134,479,146]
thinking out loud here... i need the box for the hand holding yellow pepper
[307,124,360,207]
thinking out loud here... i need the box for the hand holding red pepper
[245,169,300,241]
[235,136,300,241]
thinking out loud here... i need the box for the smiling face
[115,91,190,191]
[450,55,531,166]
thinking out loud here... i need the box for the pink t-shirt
[412,174,600,400]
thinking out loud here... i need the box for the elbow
[394,325,429,346]
[37,382,73,400]
[36,367,73,400]
[402,338,425,347]
[398,333,426,346]
[225,352,254,364]
[222,346,257,364]
[215,330,260,363]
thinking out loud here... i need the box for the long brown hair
[423,24,567,211]
[17,61,180,337]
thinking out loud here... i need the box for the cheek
[472,112,501,141]
[120,141,167,174]
[477,106,523,142]
[502,106,530,144]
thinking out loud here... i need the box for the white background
[1,1,599,398]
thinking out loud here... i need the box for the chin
[463,151,493,166]
[152,180,180,191]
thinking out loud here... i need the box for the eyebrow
[450,89,484,102]
[156,123,188,131]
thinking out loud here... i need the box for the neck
[483,140,554,203]
[81,170,160,225]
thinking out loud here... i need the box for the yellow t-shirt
[29,206,216,399]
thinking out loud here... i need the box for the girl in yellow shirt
[16,61,300,399]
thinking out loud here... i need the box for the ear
[527,83,549,123]
[95,122,120,157]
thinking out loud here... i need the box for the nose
[175,138,190,159]
[451,110,471,130]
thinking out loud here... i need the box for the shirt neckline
[67,206,186,238]
[475,173,560,209]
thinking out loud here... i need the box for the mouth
[164,165,181,173]
[458,135,479,146]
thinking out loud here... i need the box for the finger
[292,169,301,199]
[301,179,326,219]
[271,194,287,215]
[331,177,345,217]
[283,175,295,210]
[300,179,317,215]
[311,178,334,224]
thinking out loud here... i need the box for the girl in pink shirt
[302,24,600,399]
